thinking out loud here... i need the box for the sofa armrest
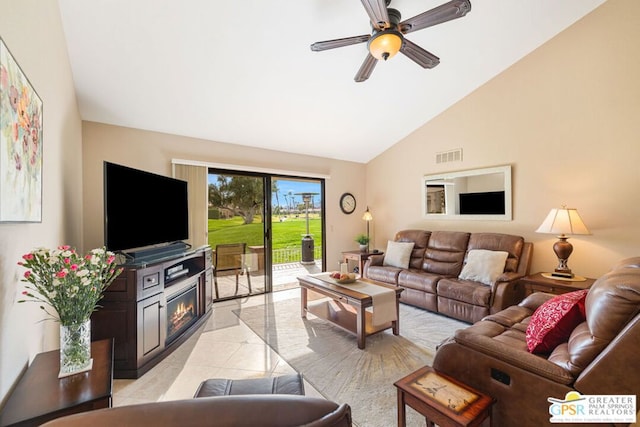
[518,292,556,311]
[490,273,526,313]
[362,254,384,278]
[453,323,575,384]
[41,395,352,427]
[495,271,522,283]
[367,254,384,266]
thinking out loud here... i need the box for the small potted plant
[355,234,370,252]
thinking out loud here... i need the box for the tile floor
[112,287,325,407]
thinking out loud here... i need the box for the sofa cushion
[422,231,470,276]
[458,249,509,285]
[394,230,431,269]
[453,320,576,384]
[366,265,403,284]
[437,278,492,306]
[397,269,441,293]
[466,233,525,273]
[525,290,588,354]
[383,241,415,269]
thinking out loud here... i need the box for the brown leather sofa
[41,394,352,427]
[433,257,640,427]
[364,230,533,323]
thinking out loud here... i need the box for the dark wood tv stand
[91,245,213,378]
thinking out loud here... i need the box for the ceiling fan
[310,0,471,82]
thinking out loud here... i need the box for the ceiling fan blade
[311,34,370,52]
[399,0,471,34]
[354,54,378,82]
[360,0,390,30]
[400,39,440,68]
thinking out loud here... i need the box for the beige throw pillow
[458,249,509,285]
[383,241,415,269]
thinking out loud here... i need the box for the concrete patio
[213,260,323,300]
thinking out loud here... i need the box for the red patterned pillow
[526,289,589,354]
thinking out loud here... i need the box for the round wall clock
[340,192,356,214]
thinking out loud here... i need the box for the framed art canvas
[0,37,43,222]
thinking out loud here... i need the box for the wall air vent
[436,148,463,164]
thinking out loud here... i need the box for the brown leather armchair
[41,395,352,427]
[433,257,640,427]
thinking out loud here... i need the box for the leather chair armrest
[518,292,556,311]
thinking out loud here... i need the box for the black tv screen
[104,162,188,252]
[459,191,505,215]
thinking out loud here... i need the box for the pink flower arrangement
[18,246,123,326]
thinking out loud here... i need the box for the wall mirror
[422,165,512,221]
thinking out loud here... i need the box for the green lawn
[208,215,322,256]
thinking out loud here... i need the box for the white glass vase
[59,319,92,377]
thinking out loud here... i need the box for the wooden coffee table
[298,275,403,349]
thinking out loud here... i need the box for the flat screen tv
[459,191,505,215]
[104,162,188,254]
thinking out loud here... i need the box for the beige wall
[367,0,640,279]
[81,122,367,269]
[0,0,83,403]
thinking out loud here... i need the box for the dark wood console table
[0,339,114,427]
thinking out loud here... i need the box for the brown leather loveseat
[433,257,640,426]
[364,230,532,323]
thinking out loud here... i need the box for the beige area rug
[233,296,468,427]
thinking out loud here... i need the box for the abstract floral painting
[0,37,43,222]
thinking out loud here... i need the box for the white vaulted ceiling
[58,0,606,163]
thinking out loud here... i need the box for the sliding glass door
[208,169,325,301]
[270,177,324,291]
[207,171,267,300]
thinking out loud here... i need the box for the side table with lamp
[526,206,596,295]
[342,206,380,276]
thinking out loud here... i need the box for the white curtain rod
[171,158,331,180]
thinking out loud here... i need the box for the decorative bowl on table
[329,272,357,284]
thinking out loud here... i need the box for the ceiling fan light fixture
[368,30,403,61]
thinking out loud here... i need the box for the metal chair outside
[213,243,252,298]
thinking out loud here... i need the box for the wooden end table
[0,339,114,427]
[520,272,595,296]
[341,250,383,276]
[394,366,494,427]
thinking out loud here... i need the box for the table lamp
[362,207,373,252]
[535,206,590,278]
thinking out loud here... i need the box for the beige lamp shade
[535,207,591,236]
[536,207,590,277]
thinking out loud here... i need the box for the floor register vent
[436,148,463,164]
